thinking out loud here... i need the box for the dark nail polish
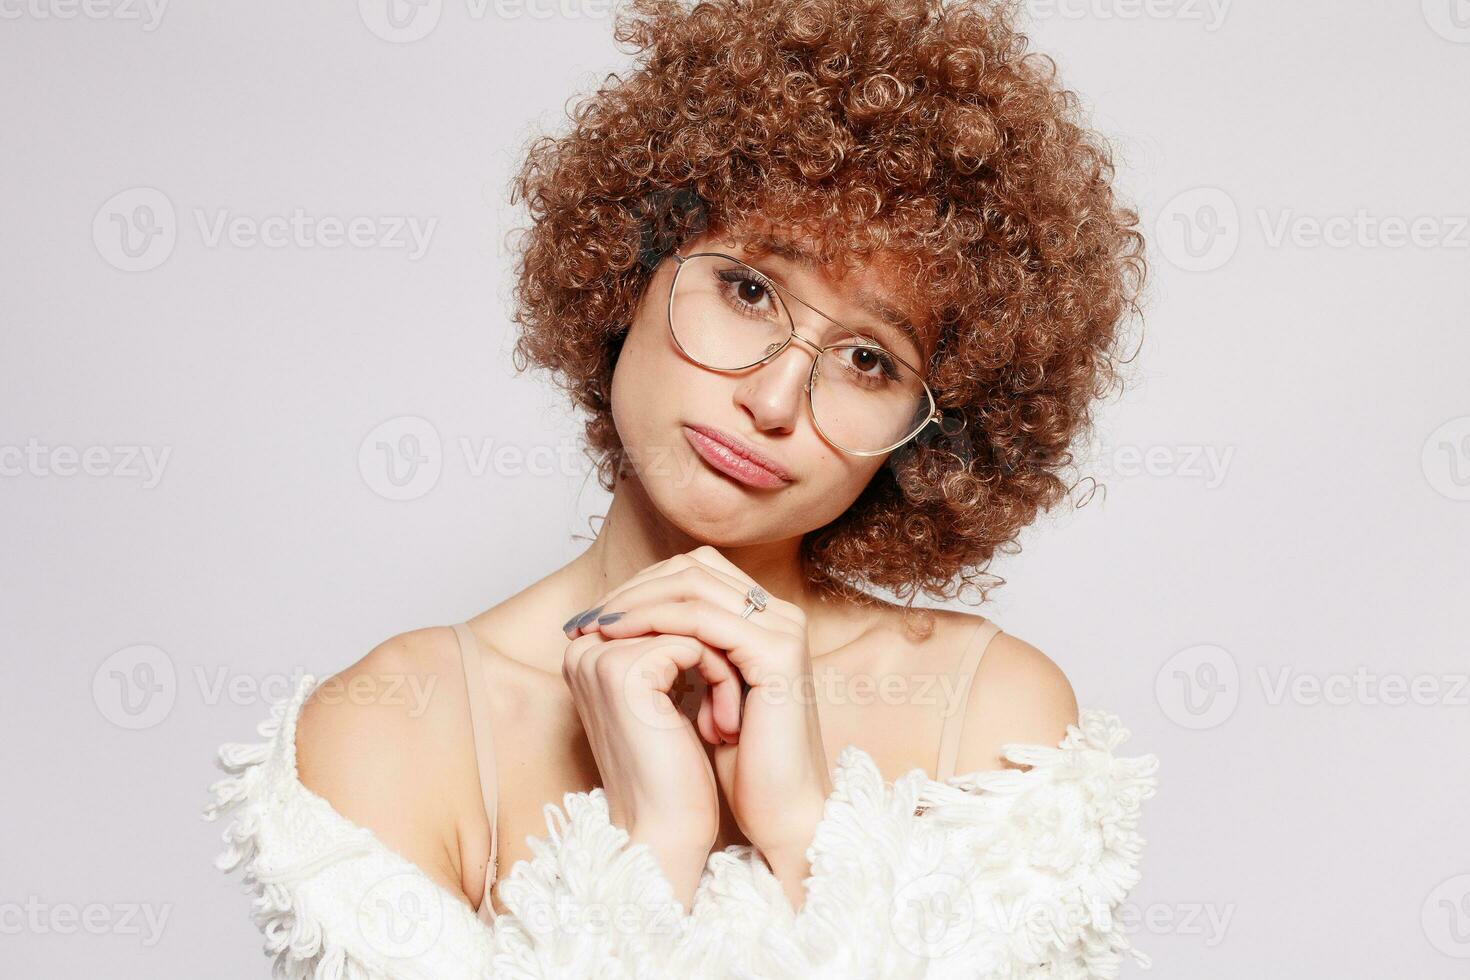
[595,611,624,626]
[561,611,584,633]
[574,604,605,629]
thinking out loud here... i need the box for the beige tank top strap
[450,621,500,922]
[935,617,1003,782]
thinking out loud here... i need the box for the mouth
[682,424,794,489]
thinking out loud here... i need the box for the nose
[733,329,821,434]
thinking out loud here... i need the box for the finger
[676,550,766,607]
[697,688,719,745]
[568,548,793,637]
[597,599,801,685]
[682,545,750,583]
[673,636,743,738]
[585,565,800,635]
[704,652,743,738]
[715,685,741,743]
[583,573,784,730]
[682,547,779,606]
[700,685,741,745]
[561,627,604,679]
[564,555,694,637]
[617,632,743,737]
[683,547,803,623]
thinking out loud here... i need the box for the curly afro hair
[507,0,1147,611]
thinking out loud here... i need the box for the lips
[682,424,794,489]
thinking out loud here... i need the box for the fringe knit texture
[204,673,1160,979]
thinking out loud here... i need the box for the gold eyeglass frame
[666,250,943,457]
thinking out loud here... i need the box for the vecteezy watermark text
[0,898,171,947]
[93,187,437,272]
[1154,187,1470,272]
[0,0,168,30]
[0,439,170,488]
[1024,0,1231,31]
[1156,643,1470,729]
[92,644,443,730]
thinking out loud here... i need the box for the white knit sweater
[204,672,1160,979]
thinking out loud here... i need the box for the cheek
[621,317,675,374]
[609,339,647,440]
[792,453,890,521]
[611,301,688,437]
[614,269,726,406]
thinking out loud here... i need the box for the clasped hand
[560,545,832,908]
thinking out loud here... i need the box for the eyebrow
[741,237,925,355]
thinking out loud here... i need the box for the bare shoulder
[938,610,1080,774]
[294,625,484,904]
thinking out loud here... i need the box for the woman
[206,0,1157,976]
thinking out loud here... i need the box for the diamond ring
[738,584,769,620]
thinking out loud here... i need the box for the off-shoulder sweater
[204,668,1159,979]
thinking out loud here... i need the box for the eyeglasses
[666,251,942,456]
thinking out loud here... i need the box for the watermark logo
[1155,643,1239,729]
[92,644,177,730]
[1154,187,1240,272]
[359,416,444,501]
[890,871,975,959]
[1422,415,1470,501]
[1423,874,1470,957]
[358,873,446,959]
[1423,0,1470,43]
[358,0,443,42]
[618,643,705,733]
[93,187,177,272]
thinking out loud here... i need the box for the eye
[841,343,903,382]
[715,268,779,315]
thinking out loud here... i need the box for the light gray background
[3,1,1468,977]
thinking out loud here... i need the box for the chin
[643,470,790,545]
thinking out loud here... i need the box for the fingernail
[561,610,585,633]
[574,604,605,630]
[595,611,624,626]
